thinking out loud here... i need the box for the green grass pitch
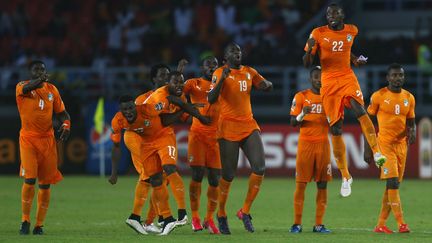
[1,176,432,242]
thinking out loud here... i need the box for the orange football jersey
[304,24,358,81]
[135,90,153,105]
[16,81,65,137]
[367,87,415,144]
[212,65,264,121]
[290,89,329,142]
[183,77,219,133]
[110,104,161,143]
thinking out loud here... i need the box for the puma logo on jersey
[228,75,235,80]
[305,99,311,104]
[195,85,201,91]
[323,37,330,42]
[384,99,390,104]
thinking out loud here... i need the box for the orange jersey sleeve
[305,25,358,79]
[213,65,264,121]
[291,90,329,142]
[16,81,66,137]
[368,88,415,143]
[110,112,124,144]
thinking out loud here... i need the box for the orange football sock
[152,185,172,219]
[35,188,51,226]
[132,180,150,216]
[331,135,351,179]
[166,172,186,209]
[242,173,264,214]
[217,178,231,217]
[388,189,405,225]
[377,189,391,226]
[205,185,218,221]
[145,191,158,225]
[315,189,327,225]
[189,180,202,218]
[21,183,35,222]
[294,182,306,225]
[358,114,379,154]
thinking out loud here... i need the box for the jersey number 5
[238,80,247,92]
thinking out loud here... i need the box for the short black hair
[150,64,170,81]
[201,55,217,63]
[387,63,403,73]
[224,42,240,57]
[118,95,134,104]
[309,66,321,77]
[169,70,183,79]
[328,2,342,9]
[28,60,45,70]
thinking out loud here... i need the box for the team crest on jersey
[144,120,150,127]
[246,72,251,80]
[212,75,217,83]
[48,92,53,101]
[403,99,409,107]
[327,116,331,124]
[347,34,352,42]
[189,155,194,162]
[383,168,389,175]
[154,102,164,111]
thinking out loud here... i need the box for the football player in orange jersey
[17,60,71,235]
[303,3,386,197]
[144,71,211,227]
[289,66,331,234]
[183,56,221,234]
[208,43,273,234]
[365,64,415,234]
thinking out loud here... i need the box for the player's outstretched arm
[167,95,211,125]
[303,38,316,67]
[177,58,189,73]
[406,118,416,145]
[56,110,71,141]
[160,110,185,127]
[257,80,273,92]
[109,143,121,185]
[208,67,230,104]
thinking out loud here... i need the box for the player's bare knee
[150,173,163,187]
[251,164,265,176]
[38,184,50,189]
[24,178,36,185]
[316,181,327,189]
[191,166,205,182]
[386,177,400,189]
[162,164,177,175]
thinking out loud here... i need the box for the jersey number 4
[38,99,45,110]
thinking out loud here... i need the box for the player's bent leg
[217,139,240,234]
[33,184,51,235]
[237,131,265,233]
[20,178,36,235]
[190,166,205,231]
[350,99,386,167]
[163,164,187,225]
[330,122,353,197]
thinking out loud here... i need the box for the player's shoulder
[401,89,415,100]
[243,65,258,73]
[344,24,358,33]
[112,111,125,124]
[312,25,327,33]
[185,78,198,85]
[294,90,307,99]
[17,80,29,87]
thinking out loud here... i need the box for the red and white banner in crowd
[174,124,423,178]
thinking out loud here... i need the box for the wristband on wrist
[296,111,305,122]
[62,120,71,130]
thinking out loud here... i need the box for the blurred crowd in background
[1,0,431,69]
